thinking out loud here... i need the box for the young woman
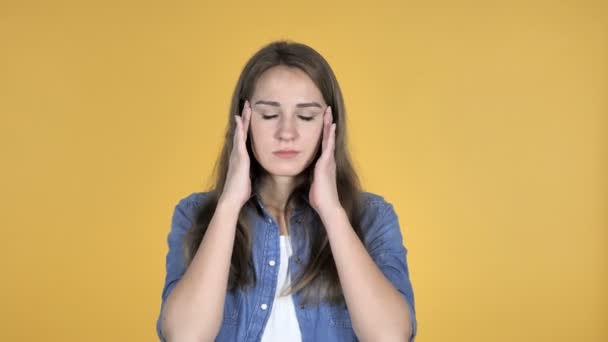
[156,40,417,342]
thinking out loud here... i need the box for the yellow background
[1,0,606,341]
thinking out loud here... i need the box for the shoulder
[358,191,396,219]
[359,191,390,207]
[171,191,215,222]
[357,191,403,243]
[175,191,213,209]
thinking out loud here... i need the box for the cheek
[305,124,324,148]
[250,122,271,152]
[315,123,324,140]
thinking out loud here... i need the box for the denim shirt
[156,191,418,341]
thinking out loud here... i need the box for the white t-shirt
[260,235,303,342]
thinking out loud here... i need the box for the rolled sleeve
[365,200,418,341]
[156,193,200,341]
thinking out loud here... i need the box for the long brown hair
[184,40,365,305]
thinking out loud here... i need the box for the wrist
[217,196,244,216]
[318,204,346,223]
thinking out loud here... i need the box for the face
[248,65,327,178]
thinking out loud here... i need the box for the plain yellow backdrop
[1,0,606,341]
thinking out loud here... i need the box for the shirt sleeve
[156,194,199,342]
[365,200,418,342]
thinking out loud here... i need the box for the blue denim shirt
[156,191,417,341]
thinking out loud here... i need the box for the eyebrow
[253,100,323,109]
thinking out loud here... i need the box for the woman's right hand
[219,100,252,208]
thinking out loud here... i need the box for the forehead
[252,65,325,104]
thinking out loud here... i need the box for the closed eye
[261,114,315,121]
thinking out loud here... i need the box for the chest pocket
[222,289,241,325]
[325,302,353,328]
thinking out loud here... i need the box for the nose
[276,116,298,142]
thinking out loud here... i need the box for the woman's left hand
[309,106,341,217]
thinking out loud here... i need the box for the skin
[221,65,413,341]
[162,64,412,341]
[247,65,336,232]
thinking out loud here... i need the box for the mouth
[273,150,300,159]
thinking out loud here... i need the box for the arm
[320,204,416,342]
[159,198,241,342]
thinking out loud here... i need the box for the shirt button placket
[266,215,276,313]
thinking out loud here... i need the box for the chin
[264,166,305,177]
[260,158,308,177]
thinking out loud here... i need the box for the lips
[273,150,300,159]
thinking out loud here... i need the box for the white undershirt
[260,235,303,342]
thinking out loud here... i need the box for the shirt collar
[250,190,308,218]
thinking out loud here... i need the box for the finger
[325,106,333,151]
[322,106,331,152]
[329,123,336,154]
[243,100,252,138]
[321,111,326,152]
[238,101,247,136]
[233,115,241,146]
[322,123,336,162]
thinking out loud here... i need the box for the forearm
[320,207,413,342]
[161,200,240,342]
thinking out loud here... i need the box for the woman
[156,40,417,342]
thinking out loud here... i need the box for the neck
[258,175,296,211]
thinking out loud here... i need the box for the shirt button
[269,260,276,266]
[267,218,272,224]
[261,303,268,310]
